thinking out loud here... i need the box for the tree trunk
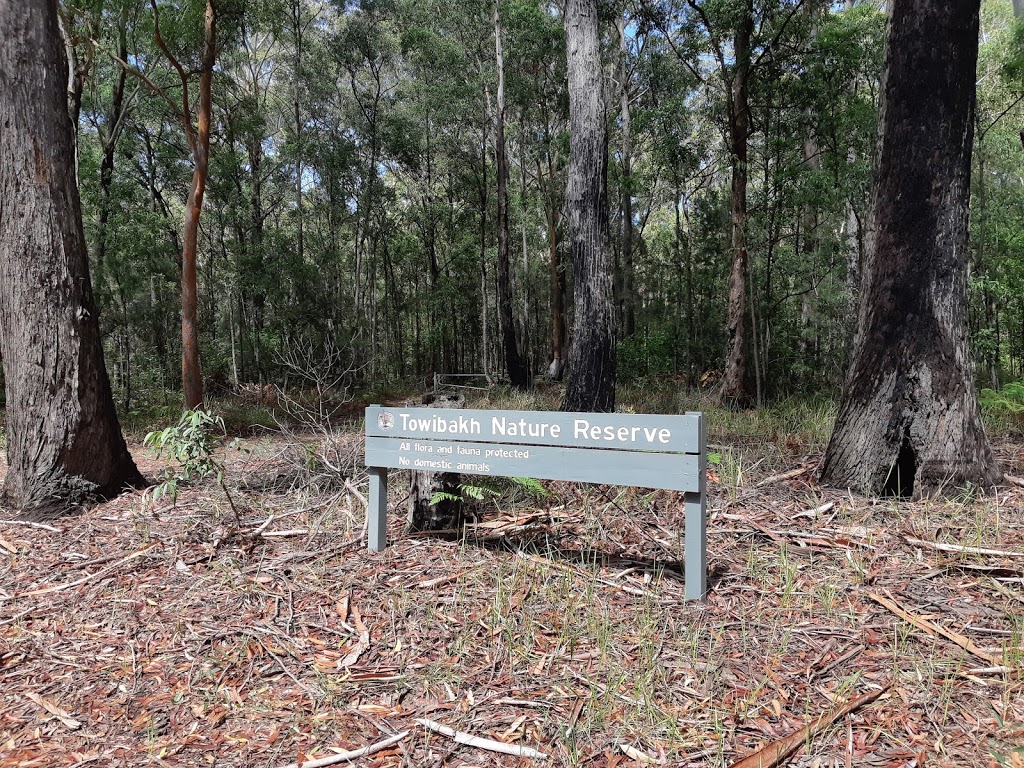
[545,188,566,381]
[821,0,1001,498]
[719,6,754,408]
[0,0,144,511]
[94,6,130,285]
[291,0,304,265]
[494,4,529,389]
[407,393,464,531]
[617,13,635,338]
[179,0,216,410]
[562,0,616,413]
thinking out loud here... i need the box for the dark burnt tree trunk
[494,3,529,389]
[821,0,1001,498]
[151,0,217,410]
[561,0,615,413]
[719,4,754,408]
[0,0,145,511]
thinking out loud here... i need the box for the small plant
[144,409,241,524]
[430,476,549,506]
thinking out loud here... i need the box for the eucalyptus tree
[0,0,144,510]
[562,0,616,412]
[494,0,530,388]
[821,0,1002,497]
[650,0,826,406]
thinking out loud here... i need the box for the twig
[903,536,1024,559]
[727,686,887,768]
[1005,474,1024,488]
[15,543,160,598]
[0,519,62,533]
[416,718,548,759]
[868,591,1000,665]
[272,730,409,768]
[754,466,809,488]
[251,513,275,536]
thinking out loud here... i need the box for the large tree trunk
[494,3,529,389]
[0,0,144,511]
[561,0,616,413]
[821,0,1001,498]
[719,6,754,408]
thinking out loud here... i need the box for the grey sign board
[367,406,701,453]
[365,436,701,492]
[364,405,708,600]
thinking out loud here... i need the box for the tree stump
[407,393,464,531]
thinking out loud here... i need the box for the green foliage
[511,476,548,498]
[429,476,548,506]
[430,480,499,506]
[979,382,1024,435]
[143,409,227,505]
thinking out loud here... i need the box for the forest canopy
[1,0,1022,413]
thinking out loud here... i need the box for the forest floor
[1,395,1023,768]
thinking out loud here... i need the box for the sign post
[365,406,708,600]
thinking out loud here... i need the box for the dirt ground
[1,429,1023,768]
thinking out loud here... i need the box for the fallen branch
[16,543,160,598]
[416,718,548,760]
[868,591,1000,666]
[0,519,62,533]
[273,730,409,768]
[251,513,275,536]
[1006,474,1024,488]
[754,467,809,488]
[727,686,887,768]
[904,535,1024,559]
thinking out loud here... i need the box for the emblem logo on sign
[377,412,394,431]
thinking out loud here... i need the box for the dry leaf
[24,693,82,730]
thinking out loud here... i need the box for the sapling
[144,409,242,525]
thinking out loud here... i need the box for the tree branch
[150,0,196,151]
[99,43,185,122]
[751,0,808,71]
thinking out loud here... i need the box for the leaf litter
[0,430,1021,767]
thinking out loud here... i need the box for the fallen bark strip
[754,466,810,488]
[726,687,887,768]
[904,535,1024,559]
[273,730,409,768]
[416,718,548,760]
[15,543,160,598]
[867,591,1001,666]
[0,519,62,533]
